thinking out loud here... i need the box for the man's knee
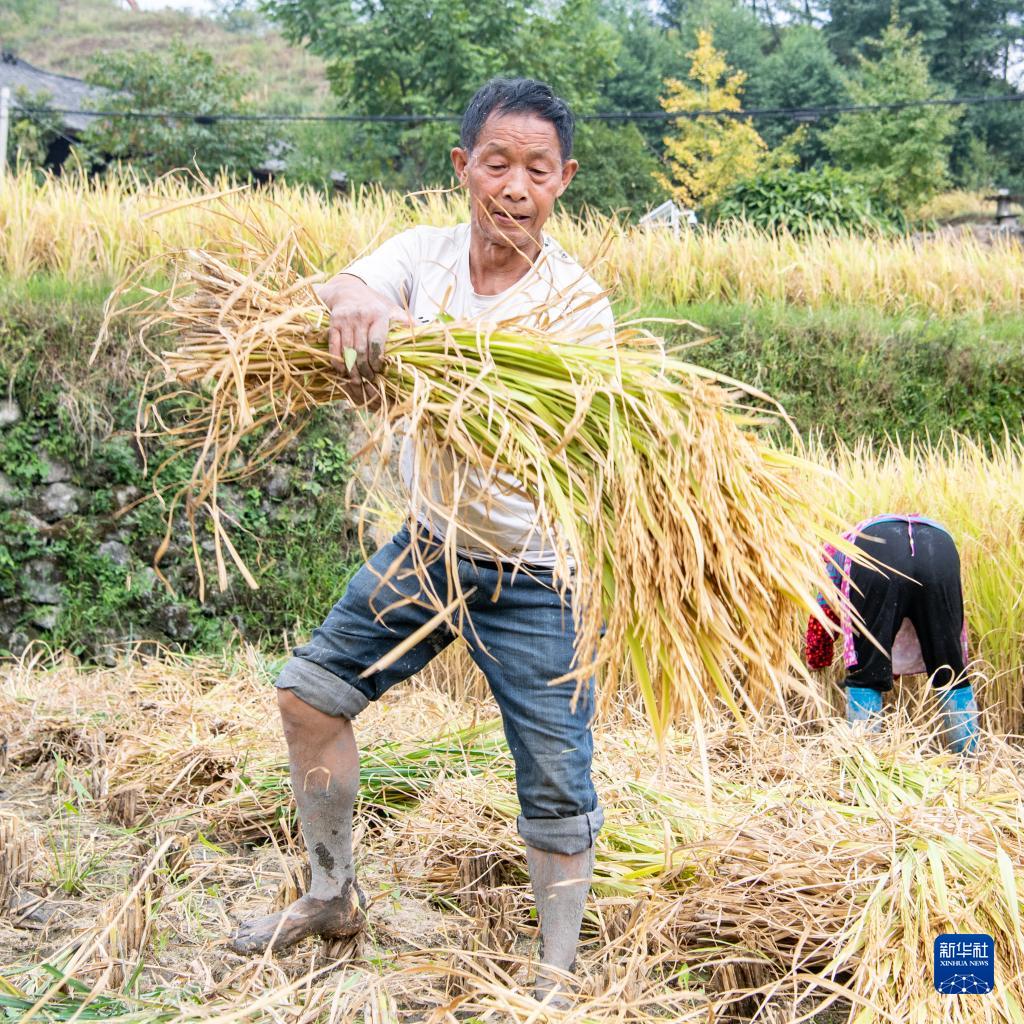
[275,656,370,720]
[277,686,349,745]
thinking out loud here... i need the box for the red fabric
[805,603,841,669]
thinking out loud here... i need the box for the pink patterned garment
[822,514,970,671]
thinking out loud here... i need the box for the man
[229,78,614,1003]
[805,513,980,753]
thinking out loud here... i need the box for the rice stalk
[0,813,32,912]
[101,195,858,738]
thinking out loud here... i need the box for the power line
[13,91,1024,127]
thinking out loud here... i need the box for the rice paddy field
[3,649,1024,1024]
[2,171,1024,1022]
[2,170,1023,315]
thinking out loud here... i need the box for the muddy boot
[228,878,366,954]
[526,843,594,1008]
[229,687,363,955]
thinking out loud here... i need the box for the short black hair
[460,78,575,161]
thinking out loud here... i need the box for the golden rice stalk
[101,199,856,738]
[0,814,32,912]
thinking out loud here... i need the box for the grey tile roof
[0,54,110,133]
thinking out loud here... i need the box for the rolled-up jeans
[275,522,603,855]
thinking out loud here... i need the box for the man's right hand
[314,274,411,401]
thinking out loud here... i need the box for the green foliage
[953,92,1024,193]
[213,0,269,33]
[823,22,963,210]
[83,42,273,177]
[826,0,951,64]
[745,26,847,157]
[653,300,1024,444]
[7,0,1024,199]
[565,121,669,218]
[262,0,620,190]
[5,0,328,115]
[595,0,689,149]
[826,0,1021,90]
[275,117,361,189]
[664,0,769,87]
[714,167,898,234]
[0,281,362,657]
[6,88,66,171]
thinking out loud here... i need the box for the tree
[595,0,690,147]
[565,121,669,217]
[660,0,770,84]
[5,88,65,171]
[84,43,272,178]
[826,0,951,66]
[826,0,1022,87]
[823,22,961,209]
[745,25,847,155]
[658,29,773,209]
[822,0,1023,190]
[262,0,620,190]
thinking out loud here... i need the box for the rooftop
[0,53,109,132]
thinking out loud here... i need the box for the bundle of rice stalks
[101,197,855,738]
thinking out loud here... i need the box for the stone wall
[0,390,359,661]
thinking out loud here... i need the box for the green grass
[629,300,1024,445]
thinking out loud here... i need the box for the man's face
[451,110,578,252]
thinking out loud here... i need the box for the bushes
[655,301,1024,443]
[713,167,898,234]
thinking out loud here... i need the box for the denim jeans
[276,523,603,855]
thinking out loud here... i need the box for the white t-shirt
[344,222,615,565]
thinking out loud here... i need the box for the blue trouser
[275,523,603,855]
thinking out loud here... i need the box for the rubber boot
[846,684,883,729]
[526,843,594,1009]
[938,683,980,755]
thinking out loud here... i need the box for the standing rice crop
[6,169,1023,315]
[817,435,1024,736]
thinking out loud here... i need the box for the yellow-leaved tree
[658,29,771,210]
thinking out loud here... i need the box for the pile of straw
[102,197,852,735]
[3,652,1022,1023]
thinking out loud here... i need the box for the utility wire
[13,91,1024,126]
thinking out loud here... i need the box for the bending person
[805,513,979,753]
